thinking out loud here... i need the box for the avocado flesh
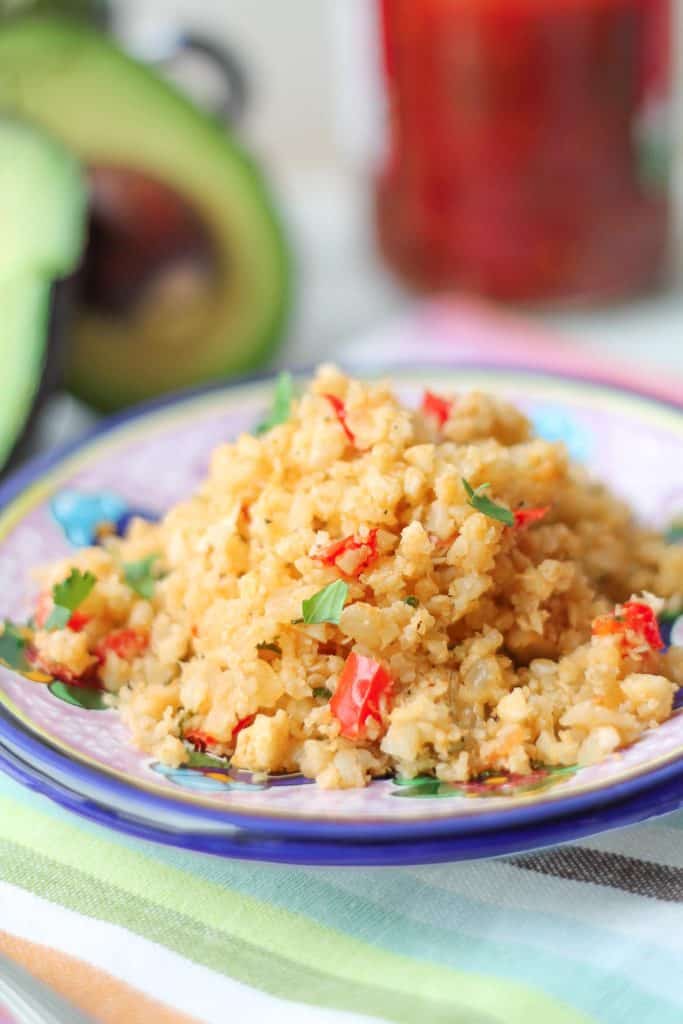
[0,119,86,468]
[0,120,85,281]
[0,18,291,411]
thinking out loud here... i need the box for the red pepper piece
[592,601,664,653]
[421,390,453,427]
[26,646,103,690]
[622,601,664,651]
[592,616,623,639]
[184,729,217,752]
[323,393,356,445]
[67,611,92,633]
[330,652,393,740]
[232,713,256,740]
[34,593,92,632]
[316,529,379,577]
[95,628,149,663]
[513,506,550,529]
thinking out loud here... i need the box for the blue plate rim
[0,361,681,843]
[1,737,682,866]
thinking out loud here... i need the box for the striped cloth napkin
[2,768,683,1024]
[2,300,683,1024]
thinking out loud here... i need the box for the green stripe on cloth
[5,773,683,1021]
[145,841,683,1024]
[0,794,590,1024]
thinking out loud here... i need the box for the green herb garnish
[0,621,26,667]
[257,641,282,655]
[462,478,514,527]
[405,596,419,608]
[255,372,293,435]
[48,681,108,711]
[45,569,96,630]
[301,580,349,625]
[312,686,332,700]
[665,519,683,545]
[123,554,159,600]
[184,749,229,770]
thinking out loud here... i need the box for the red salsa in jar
[375,0,672,304]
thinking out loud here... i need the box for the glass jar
[374,0,672,304]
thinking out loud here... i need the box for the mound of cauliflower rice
[26,367,683,789]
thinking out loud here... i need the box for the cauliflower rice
[28,367,683,789]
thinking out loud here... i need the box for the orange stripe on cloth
[0,929,199,1024]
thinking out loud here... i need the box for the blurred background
[0,0,681,468]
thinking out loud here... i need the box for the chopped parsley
[312,686,332,700]
[301,580,349,625]
[184,749,228,769]
[255,372,293,435]
[123,554,160,600]
[404,596,419,608]
[462,478,514,527]
[45,569,96,630]
[0,621,26,667]
[257,641,282,655]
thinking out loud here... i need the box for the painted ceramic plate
[2,737,683,866]
[0,365,682,847]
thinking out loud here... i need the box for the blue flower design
[151,760,310,793]
[152,762,241,792]
[51,490,158,547]
[531,407,593,463]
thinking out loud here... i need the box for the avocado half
[0,117,86,468]
[0,18,291,411]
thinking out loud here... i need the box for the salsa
[375,0,672,303]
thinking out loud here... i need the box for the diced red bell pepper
[622,600,664,651]
[34,593,92,632]
[95,628,149,663]
[513,506,550,529]
[421,390,453,428]
[67,611,92,633]
[592,616,623,639]
[323,393,356,445]
[330,652,393,740]
[232,713,256,740]
[26,646,103,690]
[184,729,217,752]
[316,529,379,577]
[592,600,664,653]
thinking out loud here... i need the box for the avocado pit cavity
[83,166,218,316]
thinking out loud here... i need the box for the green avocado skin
[0,17,292,412]
[0,117,87,470]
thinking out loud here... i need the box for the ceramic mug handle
[126,25,249,125]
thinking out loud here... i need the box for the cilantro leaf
[0,621,26,668]
[123,554,159,600]
[312,686,332,700]
[255,372,293,435]
[184,749,229,770]
[405,596,419,608]
[301,580,349,625]
[462,478,514,527]
[45,569,96,630]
